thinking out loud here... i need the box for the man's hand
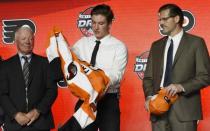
[25,108,40,126]
[165,84,184,97]
[14,112,30,126]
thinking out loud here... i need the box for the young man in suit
[143,4,210,131]
[0,25,57,131]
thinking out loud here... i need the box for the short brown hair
[159,4,184,27]
[91,4,114,24]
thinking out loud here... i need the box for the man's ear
[174,15,180,24]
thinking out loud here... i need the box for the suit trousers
[75,93,120,131]
[151,107,197,131]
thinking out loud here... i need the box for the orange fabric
[149,89,178,115]
[49,28,110,123]
[68,83,90,101]
[81,102,96,120]
[79,60,110,93]
[66,55,110,98]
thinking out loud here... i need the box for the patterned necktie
[90,40,101,66]
[22,56,30,87]
[22,56,30,111]
[163,39,173,87]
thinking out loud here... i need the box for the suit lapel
[13,54,26,88]
[28,53,37,88]
[158,37,168,77]
[172,32,188,68]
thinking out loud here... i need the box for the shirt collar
[18,52,32,61]
[168,29,183,42]
[93,34,111,44]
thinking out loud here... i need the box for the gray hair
[14,25,34,41]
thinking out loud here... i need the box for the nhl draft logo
[2,19,36,44]
[134,51,149,80]
[77,7,94,37]
[159,10,195,35]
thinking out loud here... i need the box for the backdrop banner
[1,0,210,131]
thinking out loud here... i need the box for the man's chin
[22,51,32,55]
[162,30,170,36]
[95,35,103,40]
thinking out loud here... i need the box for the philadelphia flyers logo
[2,19,36,44]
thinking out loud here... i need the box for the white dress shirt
[160,30,184,87]
[18,52,32,69]
[72,34,128,93]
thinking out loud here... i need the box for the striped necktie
[22,56,30,111]
[22,56,30,87]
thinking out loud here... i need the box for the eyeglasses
[158,16,175,21]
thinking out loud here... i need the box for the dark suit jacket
[0,53,57,130]
[0,57,4,126]
[143,32,210,121]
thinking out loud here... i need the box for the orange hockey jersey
[46,30,110,129]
